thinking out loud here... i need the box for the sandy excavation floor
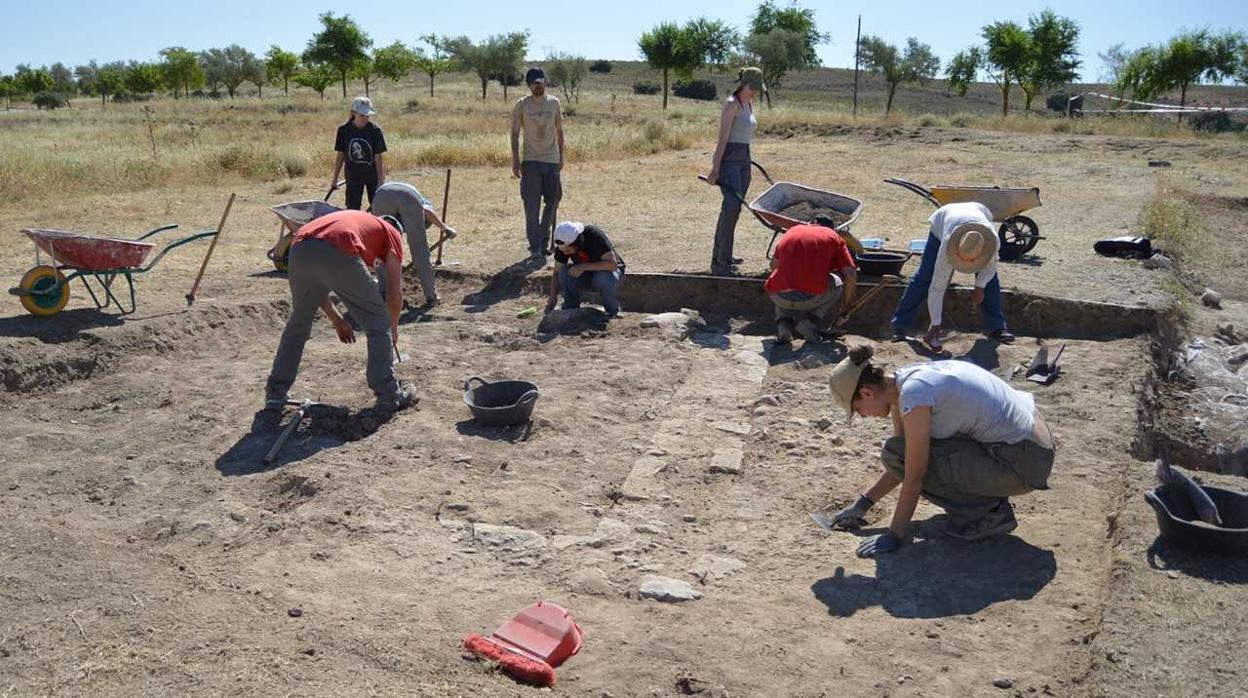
[3,127,1248,697]
[0,268,1208,697]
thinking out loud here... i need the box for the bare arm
[888,406,932,538]
[707,100,737,184]
[375,153,385,185]
[839,266,858,314]
[863,471,903,504]
[510,101,522,177]
[331,152,345,188]
[382,252,402,342]
[547,262,563,311]
[556,104,566,170]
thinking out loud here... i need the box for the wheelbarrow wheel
[18,265,70,316]
[998,216,1039,261]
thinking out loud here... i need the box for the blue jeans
[558,265,624,316]
[712,143,751,274]
[890,231,1007,333]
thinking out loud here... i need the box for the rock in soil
[992,677,1014,689]
[538,307,609,335]
[1201,288,1223,309]
[639,575,703,602]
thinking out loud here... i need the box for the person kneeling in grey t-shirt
[817,344,1056,558]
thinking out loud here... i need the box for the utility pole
[852,15,862,118]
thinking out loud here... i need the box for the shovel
[1025,342,1065,385]
[264,399,327,464]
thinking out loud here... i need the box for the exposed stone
[711,421,751,436]
[689,554,747,583]
[815,416,835,431]
[708,448,744,475]
[622,456,669,500]
[471,523,548,554]
[992,677,1014,689]
[1201,288,1223,309]
[571,567,615,596]
[638,575,703,602]
[1141,253,1172,270]
[538,307,609,335]
[753,394,781,407]
[445,502,470,512]
[682,514,698,523]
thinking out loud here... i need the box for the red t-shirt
[294,210,404,267]
[763,224,856,296]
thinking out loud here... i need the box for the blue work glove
[831,494,874,530]
[856,531,904,558]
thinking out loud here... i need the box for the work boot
[796,318,821,343]
[776,318,795,344]
[943,500,1018,541]
[377,383,418,413]
[988,328,1016,344]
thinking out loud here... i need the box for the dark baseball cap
[525,67,547,84]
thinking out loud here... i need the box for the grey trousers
[266,238,399,402]
[371,183,437,303]
[770,276,843,327]
[520,161,561,253]
[881,434,1054,527]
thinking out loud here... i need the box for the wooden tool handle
[186,193,235,305]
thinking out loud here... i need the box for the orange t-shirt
[763,224,856,296]
[294,210,404,267]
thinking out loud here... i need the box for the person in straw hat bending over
[817,344,1056,558]
[889,202,1014,351]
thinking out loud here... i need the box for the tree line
[1,6,1244,118]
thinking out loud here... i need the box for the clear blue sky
[2,1,1245,79]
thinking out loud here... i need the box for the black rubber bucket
[855,251,911,276]
[1144,483,1248,556]
[463,376,540,427]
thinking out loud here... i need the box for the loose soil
[775,201,851,227]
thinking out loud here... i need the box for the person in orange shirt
[763,217,858,344]
[265,210,415,412]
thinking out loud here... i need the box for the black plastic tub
[1144,483,1248,556]
[855,251,911,277]
[462,376,540,427]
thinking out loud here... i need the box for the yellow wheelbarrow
[885,177,1043,261]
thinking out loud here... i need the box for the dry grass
[1140,179,1248,301]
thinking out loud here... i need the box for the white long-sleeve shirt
[928,202,998,328]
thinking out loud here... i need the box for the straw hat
[945,222,999,274]
[828,353,869,425]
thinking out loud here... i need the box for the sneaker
[890,328,908,343]
[377,384,418,413]
[943,500,1018,541]
[263,396,288,411]
[731,256,744,265]
[988,328,1016,344]
[796,319,821,343]
[776,318,795,344]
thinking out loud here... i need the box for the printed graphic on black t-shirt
[553,225,625,270]
[335,121,387,182]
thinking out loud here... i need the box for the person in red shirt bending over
[763,216,858,344]
[265,210,415,412]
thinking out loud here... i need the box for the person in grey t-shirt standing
[816,345,1056,558]
[511,67,565,261]
[705,67,762,276]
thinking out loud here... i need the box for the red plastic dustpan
[463,601,583,688]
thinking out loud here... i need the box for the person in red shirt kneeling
[265,210,415,412]
[763,216,858,344]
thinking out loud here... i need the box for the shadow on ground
[0,308,124,342]
[811,533,1056,618]
[215,405,392,476]
[1146,538,1248,584]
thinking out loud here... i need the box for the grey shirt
[896,360,1035,444]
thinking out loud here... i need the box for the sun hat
[553,221,584,246]
[351,96,377,116]
[378,214,403,235]
[828,349,872,425]
[738,67,766,93]
[525,67,547,85]
[945,222,999,274]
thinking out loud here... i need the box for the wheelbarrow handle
[698,174,782,233]
[324,180,346,202]
[136,223,180,241]
[884,177,940,208]
[749,160,775,185]
[463,376,490,391]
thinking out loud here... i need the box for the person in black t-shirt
[331,96,388,210]
[547,221,626,317]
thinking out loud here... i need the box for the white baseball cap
[351,96,377,116]
[553,221,584,246]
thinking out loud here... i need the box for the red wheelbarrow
[10,225,220,316]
